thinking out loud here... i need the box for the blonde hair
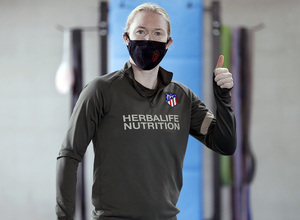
[125,3,171,37]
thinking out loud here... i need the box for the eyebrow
[135,25,146,29]
[134,26,165,32]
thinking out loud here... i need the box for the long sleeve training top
[56,61,236,220]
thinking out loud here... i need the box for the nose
[145,34,153,41]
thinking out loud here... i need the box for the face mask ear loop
[167,37,172,44]
[125,32,130,41]
[165,37,172,50]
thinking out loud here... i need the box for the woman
[56,3,236,220]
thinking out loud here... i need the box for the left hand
[214,55,234,89]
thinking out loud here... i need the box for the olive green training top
[56,61,236,220]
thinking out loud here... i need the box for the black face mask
[125,33,171,70]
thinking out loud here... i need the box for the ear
[123,33,129,45]
[166,37,173,49]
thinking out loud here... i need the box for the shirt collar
[122,61,173,86]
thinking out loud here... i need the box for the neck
[131,61,160,89]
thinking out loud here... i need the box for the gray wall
[0,0,99,219]
[217,0,300,219]
[0,0,299,219]
[203,0,300,219]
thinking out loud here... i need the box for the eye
[136,29,146,35]
[154,31,163,36]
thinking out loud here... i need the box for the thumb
[215,55,224,69]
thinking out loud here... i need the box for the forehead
[130,11,168,31]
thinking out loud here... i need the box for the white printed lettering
[123,115,131,122]
[122,114,180,131]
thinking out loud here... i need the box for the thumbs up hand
[214,55,234,89]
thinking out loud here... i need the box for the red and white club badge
[166,93,177,107]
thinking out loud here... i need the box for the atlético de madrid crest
[165,93,177,107]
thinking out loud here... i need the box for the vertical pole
[71,29,86,220]
[211,1,222,220]
[98,0,109,76]
[71,29,83,109]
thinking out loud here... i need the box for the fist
[214,55,234,89]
